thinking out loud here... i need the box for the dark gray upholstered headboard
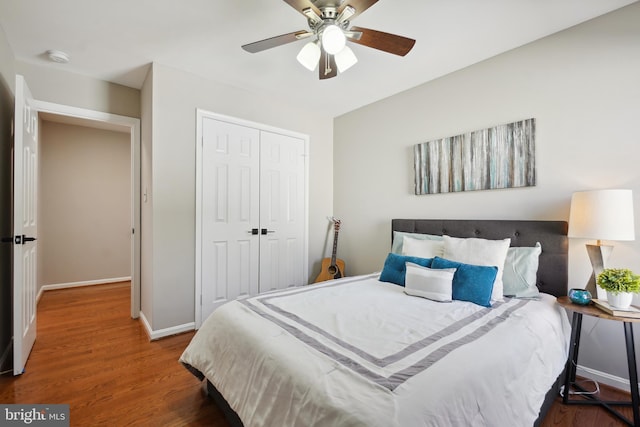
[391,219,568,297]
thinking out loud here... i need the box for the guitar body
[314,218,345,283]
[315,257,346,283]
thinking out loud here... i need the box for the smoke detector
[46,50,70,64]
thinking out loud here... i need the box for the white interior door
[259,131,306,292]
[13,75,38,375]
[201,118,260,321]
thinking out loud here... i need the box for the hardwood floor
[0,282,227,426]
[542,380,635,427]
[0,282,635,426]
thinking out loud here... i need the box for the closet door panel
[259,131,305,292]
[201,118,260,319]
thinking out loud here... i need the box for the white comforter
[180,273,571,427]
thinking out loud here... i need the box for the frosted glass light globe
[296,41,321,71]
[322,25,346,55]
[335,46,357,72]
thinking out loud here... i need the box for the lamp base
[584,243,613,296]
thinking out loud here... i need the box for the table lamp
[568,189,635,295]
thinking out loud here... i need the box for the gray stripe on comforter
[259,295,504,367]
[240,295,529,391]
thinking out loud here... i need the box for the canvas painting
[413,118,536,195]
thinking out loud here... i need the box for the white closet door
[201,118,260,320]
[259,131,306,292]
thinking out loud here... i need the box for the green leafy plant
[597,268,640,294]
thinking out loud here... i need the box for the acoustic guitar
[314,218,345,283]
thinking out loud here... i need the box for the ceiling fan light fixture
[335,45,358,73]
[296,41,321,71]
[321,25,346,55]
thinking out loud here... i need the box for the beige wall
[39,120,131,287]
[334,3,640,389]
[143,63,334,331]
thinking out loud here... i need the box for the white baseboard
[139,311,195,341]
[577,364,635,392]
[38,277,132,303]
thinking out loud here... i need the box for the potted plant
[597,268,640,309]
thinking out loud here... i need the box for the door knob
[12,235,37,245]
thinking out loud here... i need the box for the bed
[181,219,571,427]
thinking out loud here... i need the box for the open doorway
[34,101,141,318]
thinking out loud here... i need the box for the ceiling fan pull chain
[324,53,332,76]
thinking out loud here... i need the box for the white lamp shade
[335,46,357,72]
[568,189,635,241]
[321,25,346,55]
[296,41,320,71]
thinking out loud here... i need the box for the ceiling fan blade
[339,0,379,20]
[282,0,322,17]
[319,50,337,80]
[242,30,312,53]
[348,26,415,56]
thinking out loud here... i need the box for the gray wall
[15,62,140,119]
[38,120,131,289]
[0,23,15,372]
[334,3,640,390]
[142,63,334,331]
[140,65,154,329]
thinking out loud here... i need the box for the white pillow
[404,262,456,302]
[442,235,511,302]
[391,231,443,254]
[503,243,542,298]
[401,236,444,258]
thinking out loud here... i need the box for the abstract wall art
[413,118,536,195]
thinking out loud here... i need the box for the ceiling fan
[241,0,416,80]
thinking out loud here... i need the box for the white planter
[607,291,634,309]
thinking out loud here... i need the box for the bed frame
[207,219,569,427]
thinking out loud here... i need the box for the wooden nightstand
[557,296,640,426]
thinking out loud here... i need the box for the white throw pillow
[442,235,511,302]
[402,236,444,258]
[404,262,456,302]
[503,243,542,298]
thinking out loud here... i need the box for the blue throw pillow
[431,257,498,307]
[379,253,433,286]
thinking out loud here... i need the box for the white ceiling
[0,0,636,117]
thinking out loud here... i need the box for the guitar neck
[330,229,339,264]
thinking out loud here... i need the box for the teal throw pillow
[379,253,433,286]
[431,257,498,307]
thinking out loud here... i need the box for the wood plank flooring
[542,381,635,427]
[0,282,226,426]
[0,282,635,426]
